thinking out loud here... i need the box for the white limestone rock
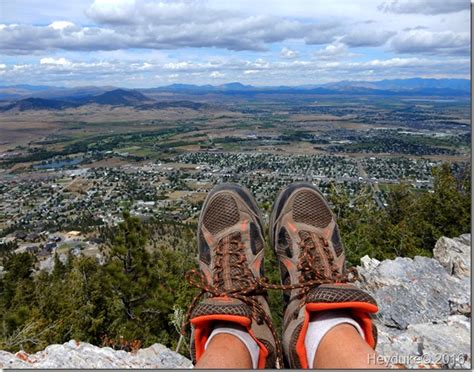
[433,235,470,278]
[0,340,192,369]
[358,234,471,369]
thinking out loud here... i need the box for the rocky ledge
[0,340,192,368]
[358,234,471,369]
[0,234,470,369]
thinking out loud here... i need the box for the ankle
[305,309,365,368]
[197,332,252,368]
[205,322,259,368]
[314,322,382,368]
[324,322,363,339]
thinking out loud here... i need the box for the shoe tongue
[299,230,318,254]
[299,230,313,243]
[230,252,243,278]
[202,296,245,307]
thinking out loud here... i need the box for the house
[26,246,40,254]
[45,242,57,251]
[15,231,27,241]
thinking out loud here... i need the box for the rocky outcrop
[0,234,470,369]
[433,234,471,278]
[358,234,471,369]
[0,340,192,368]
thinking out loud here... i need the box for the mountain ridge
[0,78,469,110]
[0,90,210,112]
[322,77,469,90]
[0,77,469,100]
[81,88,151,106]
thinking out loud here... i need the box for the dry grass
[0,105,236,151]
[64,179,91,195]
[81,157,131,168]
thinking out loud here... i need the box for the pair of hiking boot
[185,182,378,368]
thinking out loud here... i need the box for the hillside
[0,98,78,111]
[85,89,151,106]
[0,89,208,112]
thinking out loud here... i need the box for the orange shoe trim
[191,313,269,368]
[295,301,379,368]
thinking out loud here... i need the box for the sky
[0,0,471,87]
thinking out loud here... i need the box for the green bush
[332,163,471,265]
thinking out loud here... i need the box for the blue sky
[0,0,470,87]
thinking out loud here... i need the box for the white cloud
[0,0,469,59]
[137,62,153,70]
[86,0,137,24]
[391,29,470,55]
[360,57,424,68]
[163,62,192,70]
[379,0,468,15]
[40,57,72,66]
[341,30,396,47]
[253,58,270,69]
[209,71,225,78]
[0,1,340,54]
[280,47,299,59]
[48,21,76,31]
[314,42,353,59]
[12,64,28,71]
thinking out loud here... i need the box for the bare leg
[195,333,253,369]
[314,323,389,369]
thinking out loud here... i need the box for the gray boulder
[0,340,192,368]
[358,256,470,329]
[433,234,471,278]
[358,234,471,369]
[376,315,470,369]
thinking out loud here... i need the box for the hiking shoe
[186,183,278,368]
[269,182,378,368]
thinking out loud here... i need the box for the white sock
[305,309,365,368]
[205,322,260,368]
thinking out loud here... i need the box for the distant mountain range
[138,79,470,96]
[0,78,469,111]
[321,78,470,91]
